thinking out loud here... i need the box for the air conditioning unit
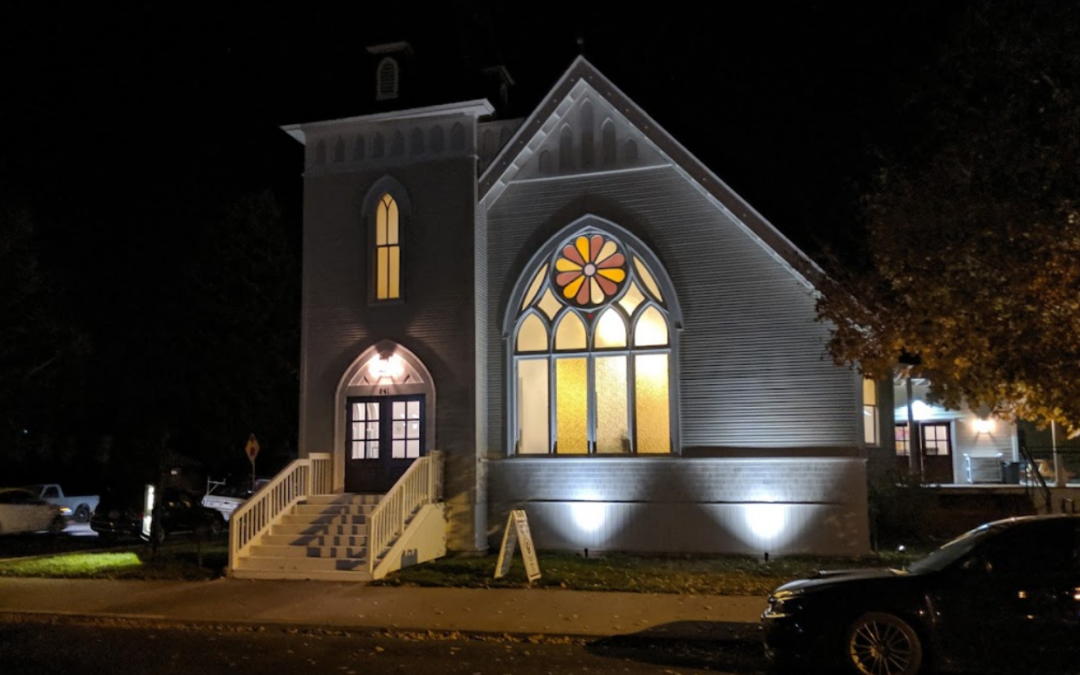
[965,454,1004,484]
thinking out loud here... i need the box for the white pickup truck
[26,484,100,523]
[201,477,269,520]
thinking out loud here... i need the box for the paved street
[0,617,767,675]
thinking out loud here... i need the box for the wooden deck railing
[228,452,332,571]
[367,450,444,574]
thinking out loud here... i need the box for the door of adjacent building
[896,421,954,483]
[345,395,425,493]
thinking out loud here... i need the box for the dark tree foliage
[177,190,300,477]
[0,206,91,476]
[817,2,1080,433]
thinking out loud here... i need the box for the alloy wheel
[846,612,923,675]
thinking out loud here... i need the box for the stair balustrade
[367,450,444,573]
[228,453,333,570]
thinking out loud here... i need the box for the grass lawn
[373,549,924,596]
[0,540,926,595]
[0,541,228,581]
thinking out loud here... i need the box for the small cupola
[367,42,413,101]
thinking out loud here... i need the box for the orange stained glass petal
[595,275,618,297]
[589,235,604,262]
[575,277,591,305]
[563,275,585,300]
[597,267,626,283]
[562,243,585,266]
[590,277,604,304]
[555,358,588,454]
[597,252,625,269]
[575,236,591,263]
[521,264,548,309]
[387,199,399,244]
[388,246,400,298]
[556,271,583,287]
[595,240,618,264]
[555,257,582,272]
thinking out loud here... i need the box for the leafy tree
[0,206,91,471]
[817,2,1080,434]
[177,190,300,476]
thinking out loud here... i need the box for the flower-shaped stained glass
[553,234,627,307]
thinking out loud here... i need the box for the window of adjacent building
[862,378,879,446]
[895,422,951,456]
[374,193,401,301]
[512,229,673,455]
[377,57,399,100]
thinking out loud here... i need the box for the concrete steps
[231,492,383,582]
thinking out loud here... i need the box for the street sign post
[244,433,259,492]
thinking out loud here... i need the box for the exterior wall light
[973,418,994,434]
[369,353,404,381]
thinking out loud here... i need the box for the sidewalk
[0,577,767,639]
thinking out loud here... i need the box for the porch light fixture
[973,418,994,434]
[369,353,404,381]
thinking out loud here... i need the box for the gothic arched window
[511,227,675,455]
[374,193,401,300]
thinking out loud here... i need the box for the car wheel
[845,612,923,675]
[48,516,66,536]
[151,525,166,545]
[74,504,91,523]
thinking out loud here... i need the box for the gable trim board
[480,56,825,292]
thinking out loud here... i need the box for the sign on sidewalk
[494,509,541,582]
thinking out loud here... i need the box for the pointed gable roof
[479,56,826,289]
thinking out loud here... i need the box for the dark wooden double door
[345,395,425,493]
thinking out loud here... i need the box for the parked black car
[91,486,225,543]
[762,514,1080,675]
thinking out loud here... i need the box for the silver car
[0,488,66,535]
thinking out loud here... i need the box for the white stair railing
[228,452,332,570]
[367,450,445,573]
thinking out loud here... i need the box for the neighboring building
[281,50,877,558]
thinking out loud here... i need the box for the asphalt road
[0,618,768,675]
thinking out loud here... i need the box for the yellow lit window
[375,194,400,300]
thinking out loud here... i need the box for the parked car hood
[773,567,908,594]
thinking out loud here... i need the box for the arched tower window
[510,225,676,455]
[374,193,401,300]
[377,57,399,100]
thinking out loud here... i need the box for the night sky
[1,1,970,480]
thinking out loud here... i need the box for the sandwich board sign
[494,509,541,582]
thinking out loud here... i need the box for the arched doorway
[334,341,436,493]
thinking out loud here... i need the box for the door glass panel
[393,402,406,419]
[366,422,379,439]
[366,402,379,420]
[392,420,406,439]
[407,420,420,437]
[407,401,420,419]
[351,422,363,439]
[352,402,365,420]
[517,359,549,454]
[635,354,670,454]
[556,358,588,454]
[367,440,380,459]
[406,440,420,458]
[392,440,405,459]
[351,442,364,459]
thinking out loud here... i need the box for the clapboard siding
[482,165,858,455]
[488,457,869,555]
